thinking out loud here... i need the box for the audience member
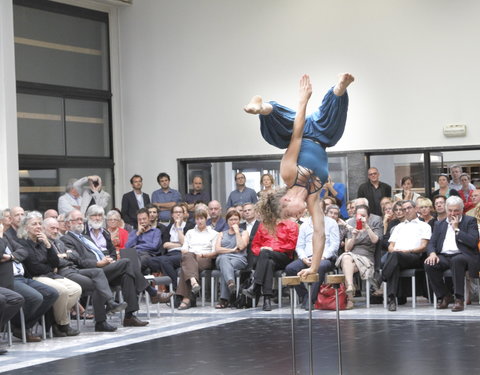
[11,211,82,336]
[57,214,67,235]
[177,210,218,310]
[382,200,394,234]
[0,285,23,354]
[44,209,59,220]
[125,208,162,273]
[325,204,348,254]
[214,210,249,308]
[83,205,116,257]
[74,175,111,215]
[357,167,392,216]
[382,200,431,311]
[424,196,479,312]
[121,174,150,228]
[43,218,127,332]
[346,200,356,218]
[106,210,129,254]
[449,164,475,191]
[1,208,12,232]
[1,235,57,342]
[151,172,182,224]
[243,219,298,311]
[417,197,435,230]
[57,179,82,215]
[61,209,150,326]
[145,203,167,233]
[285,214,339,310]
[3,206,25,250]
[432,174,459,199]
[226,172,258,208]
[147,205,195,291]
[239,203,260,267]
[336,205,382,309]
[394,176,420,202]
[457,173,475,213]
[207,200,228,232]
[257,173,275,198]
[466,189,480,218]
[321,176,348,218]
[184,176,210,216]
[433,195,447,221]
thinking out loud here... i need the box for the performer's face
[281,196,306,219]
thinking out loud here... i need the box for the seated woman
[176,210,218,310]
[11,211,82,336]
[242,219,298,311]
[458,173,475,213]
[214,210,249,309]
[382,199,394,235]
[394,176,420,202]
[416,197,435,230]
[106,209,129,255]
[432,174,459,199]
[147,204,195,291]
[244,73,353,278]
[336,205,382,309]
[325,204,348,255]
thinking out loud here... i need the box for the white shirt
[389,218,431,250]
[295,216,340,260]
[168,222,186,252]
[58,192,82,215]
[182,226,218,254]
[245,219,256,235]
[135,192,145,209]
[441,217,461,255]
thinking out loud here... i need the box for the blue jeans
[12,276,59,329]
[215,254,247,300]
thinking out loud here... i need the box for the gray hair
[65,178,77,193]
[86,205,105,218]
[354,197,369,207]
[17,211,43,240]
[65,209,82,222]
[446,195,464,210]
[325,204,340,215]
[402,200,416,208]
[106,210,121,221]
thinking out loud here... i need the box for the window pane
[14,5,109,90]
[19,168,113,213]
[65,99,110,157]
[17,94,64,156]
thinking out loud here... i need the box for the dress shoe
[451,299,464,312]
[106,300,128,314]
[150,292,174,304]
[59,324,80,336]
[123,315,149,327]
[0,341,7,355]
[52,324,67,337]
[95,320,117,332]
[397,297,407,306]
[437,294,454,309]
[263,296,272,311]
[388,297,397,312]
[12,327,42,342]
[242,284,256,299]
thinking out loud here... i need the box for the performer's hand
[299,74,312,103]
[424,253,439,266]
[298,267,315,279]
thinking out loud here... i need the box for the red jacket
[251,220,299,259]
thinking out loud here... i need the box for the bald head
[44,209,58,220]
[10,206,25,230]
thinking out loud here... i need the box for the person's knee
[259,249,272,259]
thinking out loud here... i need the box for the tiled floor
[1,296,479,374]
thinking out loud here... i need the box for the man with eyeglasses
[433,195,447,221]
[226,172,258,208]
[382,200,431,311]
[357,167,392,216]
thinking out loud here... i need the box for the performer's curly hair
[255,187,288,234]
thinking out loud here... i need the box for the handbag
[315,283,347,310]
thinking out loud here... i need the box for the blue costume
[259,88,349,193]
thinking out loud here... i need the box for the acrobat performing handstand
[244,73,354,278]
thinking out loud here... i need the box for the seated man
[0,287,24,354]
[382,200,431,311]
[125,208,162,274]
[3,206,25,251]
[151,172,182,224]
[239,203,260,268]
[60,209,150,327]
[43,218,127,332]
[207,200,228,232]
[44,209,59,220]
[145,204,167,233]
[433,195,447,222]
[74,175,110,216]
[424,196,480,312]
[83,205,116,257]
[242,219,298,311]
[285,214,340,310]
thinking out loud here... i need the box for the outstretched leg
[333,73,355,96]
[244,95,273,115]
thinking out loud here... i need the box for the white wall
[117,0,480,196]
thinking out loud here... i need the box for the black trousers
[0,287,24,330]
[61,267,113,322]
[102,259,139,313]
[253,250,291,296]
[382,252,423,297]
[147,250,182,290]
[424,253,469,300]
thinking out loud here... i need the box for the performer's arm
[280,75,312,184]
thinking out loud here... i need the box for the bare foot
[244,95,273,115]
[333,73,355,96]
